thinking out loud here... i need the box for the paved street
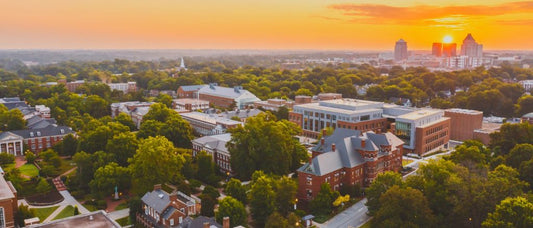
[316,198,370,228]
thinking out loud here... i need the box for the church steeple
[179,57,186,69]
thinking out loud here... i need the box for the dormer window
[60,129,65,134]
[30,132,34,137]
[36,131,41,137]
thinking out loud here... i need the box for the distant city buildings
[394,39,408,62]
[460,33,483,58]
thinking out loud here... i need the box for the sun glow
[443,35,453,43]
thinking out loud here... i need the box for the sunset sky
[1,0,532,50]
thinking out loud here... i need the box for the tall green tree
[224,178,247,204]
[310,182,340,216]
[249,175,276,227]
[128,136,185,194]
[106,132,139,167]
[365,171,403,215]
[482,197,533,228]
[216,196,247,227]
[89,162,131,198]
[228,113,308,179]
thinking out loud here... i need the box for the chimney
[223,216,230,228]
[331,143,336,151]
[203,222,210,228]
[169,191,178,202]
[361,139,366,148]
[153,184,162,191]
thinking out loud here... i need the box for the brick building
[0,174,17,228]
[180,112,242,136]
[177,85,206,98]
[192,133,232,174]
[10,125,74,154]
[297,129,403,202]
[173,99,210,112]
[254,98,294,111]
[444,108,483,141]
[394,109,450,155]
[138,184,201,228]
[522,112,533,124]
[197,84,260,109]
[289,99,389,138]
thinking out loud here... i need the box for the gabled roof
[141,189,171,214]
[179,85,207,92]
[300,129,404,176]
[182,216,222,228]
[27,116,57,129]
[198,85,259,100]
[0,132,23,142]
[523,112,533,118]
[10,125,73,139]
[192,133,231,153]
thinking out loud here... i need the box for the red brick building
[177,85,206,99]
[138,184,201,228]
[9,125,74,154]
[0,174,18,228]
[522,112,533,124]
[297,129,403,202]
[444,109,483,141]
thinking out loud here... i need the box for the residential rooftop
[29,210,120,228]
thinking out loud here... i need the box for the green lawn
[53,205,76,220]
[402,159,414,166]
[360,219,372,228]
[115,217,131,226]
[115,202,129,210]
[30,206,60,221]
[19,164,39,178]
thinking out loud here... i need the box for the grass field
[402,159,414,166]
[115,202,129,210]
[31,206,59,221]
[115,217,131,226]
[82,204,98,212]
[53,205,75,220]
[19,164,39,178]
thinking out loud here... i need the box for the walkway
[108,208,130,220]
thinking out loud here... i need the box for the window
[0,207,4,228]
[170,219,174,226]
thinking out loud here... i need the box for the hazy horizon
[2,0,533,50]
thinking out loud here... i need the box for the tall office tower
[460,33,483,57]
[432,43,443,57]
[442,43,457,57]
[394,39,408,61]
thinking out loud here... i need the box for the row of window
[425,125,445,136]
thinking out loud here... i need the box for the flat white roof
[397,109,442,120]
[446,108,483,115]
[295,102,382,115]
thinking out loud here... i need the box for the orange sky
[0,0,532,50]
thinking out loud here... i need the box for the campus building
[444,108,483,141]
[30,211,120,228]
[394,109,450,155]
[110,101,155,129]
[137,184,201,228]
[180,112,242,136]
[172,99,210,112]
[297,129,404,202]
[10,125,74,154]
[177,85,206,99]
[254,98,294,111]
[0,174,17,228]
[192,133,232,174]
[289,99,389,138]
[107,82,137,94]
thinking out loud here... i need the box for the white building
[519,80,533,92]
[107,82,137,94]
[0,132,24,156]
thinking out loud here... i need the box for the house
[192,133,232,174]
[10,125,74,154]
[0,173,18,228]
[297,129,404,202]
[138,184,201,228]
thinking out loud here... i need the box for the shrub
[25,151,36,163]
[0,153,15,165]
[96,200,107,210]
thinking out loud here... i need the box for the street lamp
[294,198,298,210]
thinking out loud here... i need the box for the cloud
[496,19,533,25]
[327,1,533,27]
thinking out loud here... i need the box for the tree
[249,175,276,227]
[82,95,109,118]
[200,194,216,217]
[482,197,533,228]
[0,153,15,165]
[155,93,173,108]
[0,108,26,131]
[274,176,298,216]
[128,197,142,222]
[114,112,136,131]
[106,132,139,166]
[265,212,289,228]
[365,171,403,215]
[372,186,435,228]
[25,151,36,163]
[519,159,533,189]
[129,136,185,194]
[61,134,79,156]
[73,206,80,215]
[216,196,247,227]
[159,115,194,148]
[89,162,131,198]
[228,113,308,179]
[36,177,52,194]
[310,182,340,216]
[505,143,533,169]
[224,178,247,204]
[15,205,34,227]
[137,120,164,139]
[142,103,173,123]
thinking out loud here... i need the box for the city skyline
[1,0,532,50]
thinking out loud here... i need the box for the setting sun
[443,36,453,43]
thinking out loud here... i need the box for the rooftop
[180,112,242,126]
[397,109,442,121]
[446,108,483,115]
[29,211,120,228]
[0,174,16,201]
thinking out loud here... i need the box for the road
[317,198,370,228]
[317,147,458,227]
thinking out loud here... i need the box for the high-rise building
[460,33,483,58]
[394,39,408,61]
[442,43,457,57]
[432,43,443,57]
